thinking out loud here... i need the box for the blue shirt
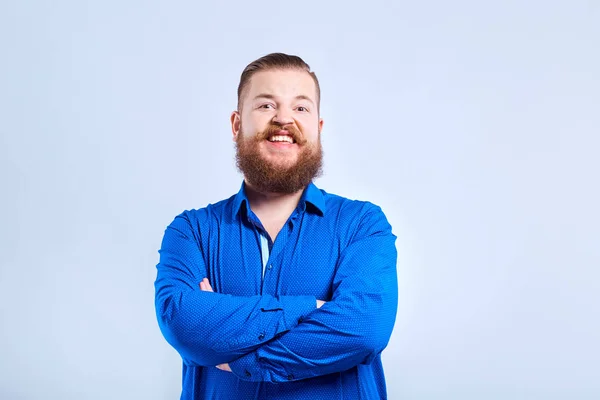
[155,182,398,399]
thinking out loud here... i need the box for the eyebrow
[253,93,315,106]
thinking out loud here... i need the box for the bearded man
[155,53,398,400]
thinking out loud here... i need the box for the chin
[270,159,299,171]
[261,152,299,166]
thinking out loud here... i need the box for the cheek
[297,117,320,137]
[244,115,272,133]
[301,125,320,142]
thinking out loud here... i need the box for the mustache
[256,124,307,145]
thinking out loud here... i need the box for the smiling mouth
[267,133,296,144]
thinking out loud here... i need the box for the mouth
[266,131,296,144]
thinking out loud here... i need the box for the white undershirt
[259,233,269,279]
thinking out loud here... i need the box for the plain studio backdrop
[1,1,598,399]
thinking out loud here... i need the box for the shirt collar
[300,181,326,216]
[232,182,250,219]
[232,181,326,219]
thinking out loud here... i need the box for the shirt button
[287,374,294,381]
[245,370,251,377]
[258,333,265,340]
[298,317,304,323]
[267,264,273,270]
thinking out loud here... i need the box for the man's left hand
[216,363,232,372]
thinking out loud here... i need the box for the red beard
[235,123,323,194]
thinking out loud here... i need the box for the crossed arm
[198,278,326,372]
[155,206,398,382]
[155,213,321,367]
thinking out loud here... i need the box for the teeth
[268,135,294,143]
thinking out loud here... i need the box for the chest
[205,214,340,301]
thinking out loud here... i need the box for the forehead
[245,69,317,102]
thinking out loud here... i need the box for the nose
[272,107,294,126]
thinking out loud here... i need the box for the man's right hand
[200,278,214,292]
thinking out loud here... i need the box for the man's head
[231,53,324,194]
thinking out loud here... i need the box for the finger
[200,278,214,292]
[200,279,210,291]
[216,363,231,372]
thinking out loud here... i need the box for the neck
[244,181,305,217]
[244,181,307,241]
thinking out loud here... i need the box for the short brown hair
[237,52,321,112]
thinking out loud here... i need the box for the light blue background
[1,1,598,399]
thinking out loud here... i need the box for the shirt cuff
[278,295,316,330]
[230,347,299,383]
[229,351,263,382]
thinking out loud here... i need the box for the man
[155,53,398,399]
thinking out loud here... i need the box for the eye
[258,103,275,110]
[296,106,309,112]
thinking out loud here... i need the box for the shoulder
[321,188,388,221]
[166,193,238,233]
[319,188,393,238]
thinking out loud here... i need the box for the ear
[318,117,324,135]
[231,111,241,141]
